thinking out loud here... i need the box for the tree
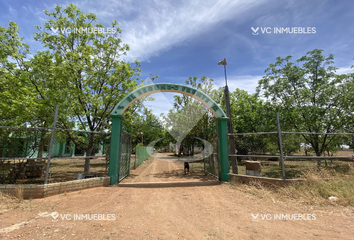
[128,108,168,151]
[0,4,152,173]
[0,21,66,159]
[0,21,42,126]
[257,49,354,166]
[223,89,278,156]
[162,76,217,156]
[229,89,276,133]
[34,4,148,173]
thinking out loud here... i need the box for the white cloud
[9,6,17,16]
[214,75,263,93]
[212,66,354,95]
[336,66,353,75]
[72,0,266,62]
[122,0,266,62]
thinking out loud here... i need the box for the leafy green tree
[257,49,354,166]
[0,22,42,126]
[229,89,276,133]
[128,108,167,151]
[0,4,155,173]
[163,76,217,156]
[33,4,148,173]
[224,89,277,156]
[0,21,66,158]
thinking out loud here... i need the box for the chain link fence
[0,126,110,184]
[134,145,152,169]
[229,131,354,179]
[0,127,50,184]
[48,129,111,183]
[118,129,132,182]
[203,124,220,179]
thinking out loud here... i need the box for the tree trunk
[229,137,237,174]
[37,142,44,158]
[314,148,322,168]
[311,135,322,168]
[178,142,182,157]
[37,129,48,158]
[84,133,94,174]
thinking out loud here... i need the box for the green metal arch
[111,83,227,118]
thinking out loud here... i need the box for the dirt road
[0,156,353,239]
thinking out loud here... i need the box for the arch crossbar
[111,83,226,118]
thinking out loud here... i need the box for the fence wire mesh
[0,126,110,184]
[0,127,50,184]
[229,132,354,179]
[135,145,152,169]
[118,129,132,182]
[203,125,220,179]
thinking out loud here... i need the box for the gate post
[109,115,122,185]
[217,117,230,182]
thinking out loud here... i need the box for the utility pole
[218,58,238,174]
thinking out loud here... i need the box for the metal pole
[108,115,122,185]
[276,112,286,180]
[343,128,354,158]
[216,122,221,180]
[222,61,237,174]
[44,105,58,185]
[134,146,137,169]
[128,132,132,175]
[224,65,228,86]
[218,117,230,182]
[352,133,354,156]
[203,146,206,173]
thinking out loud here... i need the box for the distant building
[0,124,108,159]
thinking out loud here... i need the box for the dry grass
[15,185,24,201]
[230,164,354,207]
[0,191,36,214]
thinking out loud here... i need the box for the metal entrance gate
[109,83,231,185]
[204,123,221,180]
[118,125,132,182]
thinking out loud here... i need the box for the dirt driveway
[0,155,353,239]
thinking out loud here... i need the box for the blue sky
[1,0,354,116]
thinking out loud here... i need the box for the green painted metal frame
[109,83,230,185]
[108,115,122,185]
[217,117,230,182]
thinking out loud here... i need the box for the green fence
[135,146,153,168]
[118,129,132,182]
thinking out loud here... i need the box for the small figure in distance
[184,162,189,175]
